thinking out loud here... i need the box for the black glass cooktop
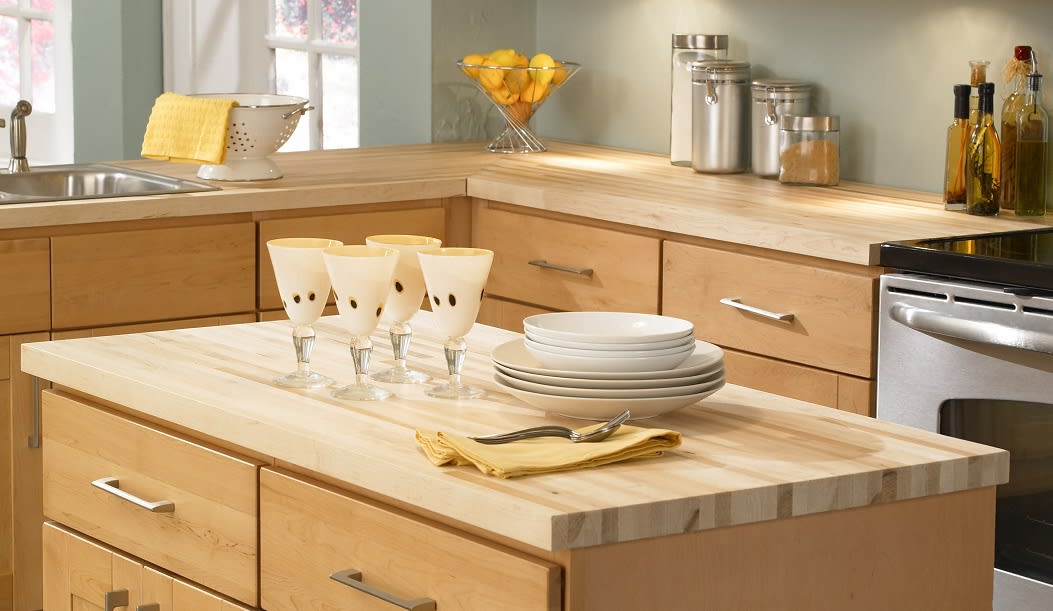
[879,227,1053,293]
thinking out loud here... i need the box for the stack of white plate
[491,312,725,420]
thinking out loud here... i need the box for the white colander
[193,93,311,181]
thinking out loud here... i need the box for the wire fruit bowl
[192,93,312,181]
[456,59,581,153]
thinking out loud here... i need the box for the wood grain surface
[21,313,1008,552]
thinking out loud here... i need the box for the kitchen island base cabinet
[260,468,561,611]
[43,522,252,610]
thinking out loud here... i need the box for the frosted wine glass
[365,234,443,384]
[417,247,494,399]
[323,245,400,401]
[266,237,344,388]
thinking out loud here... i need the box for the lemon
[460,53,485,78]
[487,83,519,105]
[520,80,549,103]
[529,53,557,86]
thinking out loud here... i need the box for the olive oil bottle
[943,84,971,210]
[1015,72,1048,216]
[967,82,1001,216]
[999,45,1033,211]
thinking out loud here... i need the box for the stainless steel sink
[0,163,219,204]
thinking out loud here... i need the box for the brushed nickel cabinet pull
[528,259,594,277]
[104,589,129,611]
[28,375,41,448]
[137,605,161,611]
[720,297,795,323]
[91,477,175,513]
[330,569,436,611]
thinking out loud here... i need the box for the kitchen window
[0,0,73,164]
[267,0,359,150]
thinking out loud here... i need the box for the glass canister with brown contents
[778,114,840,186]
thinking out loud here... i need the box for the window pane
[274,0,307,39]
[31,18,54,112]
[322,53,358,148]
[275,48,309,151]
[321,0,357,45]
[0,0,15,7]
[0,16,18,105]
[31,0,54,11]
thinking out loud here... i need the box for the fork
[470,409,630,444]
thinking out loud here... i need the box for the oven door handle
[890,303,1053,355]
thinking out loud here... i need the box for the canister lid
[779,114,840,132]
[751,79,813,93]
[690,59,750,80]
[672,34,729,50]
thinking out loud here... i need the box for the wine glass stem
[292,325,316,375]
[389,323,412,372]
[443,339,467,389]
[351,338,373,381]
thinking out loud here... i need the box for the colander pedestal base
[197,156,284,181]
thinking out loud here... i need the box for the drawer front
[42,391,262,605]
[0,238,50,334]
[51,223,255,329]
[261,468,561,611]
[474,205,660,313]
[663,241,876,378]
[258,206,446,311]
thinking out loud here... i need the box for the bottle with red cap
[1000,45,1034,210]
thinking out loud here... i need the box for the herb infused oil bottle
[1000,46,1033,211]
[1015,72,1048,216]
[943,84,971,210]
[966,82,1001,215]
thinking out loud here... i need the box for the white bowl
[524,312,694,344]
[522,338,695,372]
[492,374,726,420]
[524,331,695,352]
[523,336,696,359]
[494,368,724,399]
[492,338,724,380]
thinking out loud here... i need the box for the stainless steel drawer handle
[91,477,175,513]
[331,569,436,611]
[137,605,161,611]
[104,589,128,611]
[528,259,594,277]
[720,297,795,323]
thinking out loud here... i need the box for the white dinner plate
[492,338,724,380]
[524,331,696,352]
[492,374,726,420]
[523,312,694,344]
[524,336,696,358]
[494,368,725,399]
[493,360,724,389]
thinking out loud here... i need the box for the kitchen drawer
[723,348,874,415]
[663,241,877,378]
[477,295,555,333]
[51,222,255,329]
[0,237,50,334]
[474,204,660,313]
[258,206,446,311]
[260,468,561,611]
[42,391,263,605]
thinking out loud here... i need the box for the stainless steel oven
[876,268,1053,610]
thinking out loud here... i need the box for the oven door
[876,273,1053,611]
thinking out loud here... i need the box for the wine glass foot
[273,370,334,389]
[332,382,393,401]
[426,382,486,400]
[371,367,431,384]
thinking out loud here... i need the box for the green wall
[72,0,162,162]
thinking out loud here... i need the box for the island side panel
[560,487,996,611]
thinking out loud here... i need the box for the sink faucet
[8,99,32,173]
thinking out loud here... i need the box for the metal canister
[691,60,751,173]
[670,34,729,166]
[750,80,813,176]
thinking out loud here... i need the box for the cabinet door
[474,204,660,313]
[261,468,560,611]
[43,522,142,611]
[0,238,50,334]
[51,222,255,329]
[258,206,445,311]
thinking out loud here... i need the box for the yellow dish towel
[416,424,681,479]
[140,92,236,165]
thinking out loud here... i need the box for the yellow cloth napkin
[415,424,681,478]
[140,92,237,165]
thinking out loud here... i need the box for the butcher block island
[22,313,1006,610]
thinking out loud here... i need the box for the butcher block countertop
[2,141,1049,266]
[21,313,1009,552]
